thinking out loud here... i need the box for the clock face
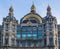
[27,22,32,26]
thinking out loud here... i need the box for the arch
[21,14,42,24]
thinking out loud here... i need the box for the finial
[9,6,14,12]
[32,1,34,6]
[47,5,51,15]
[9,6,14,16]
[31,2,36,13]
[47,5,51,12]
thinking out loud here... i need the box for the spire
[47,5,51,15]
[31,2,36,13]
[9,6,14,16]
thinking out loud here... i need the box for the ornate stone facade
[0,4,59,49]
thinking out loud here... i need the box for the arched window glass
[22,26,27,31]
[22,32,26,40]
[27,31,32,40]
[27,26,32,31]
[32,26,37,31]
[38,31,42,39]
[33,31,37,40]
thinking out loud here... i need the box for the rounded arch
[21,13,42,24]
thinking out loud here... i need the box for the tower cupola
[47,5,51,15]
[9,6,14,16]
[31,3,36,13]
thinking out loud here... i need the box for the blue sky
[0,0,60,24]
